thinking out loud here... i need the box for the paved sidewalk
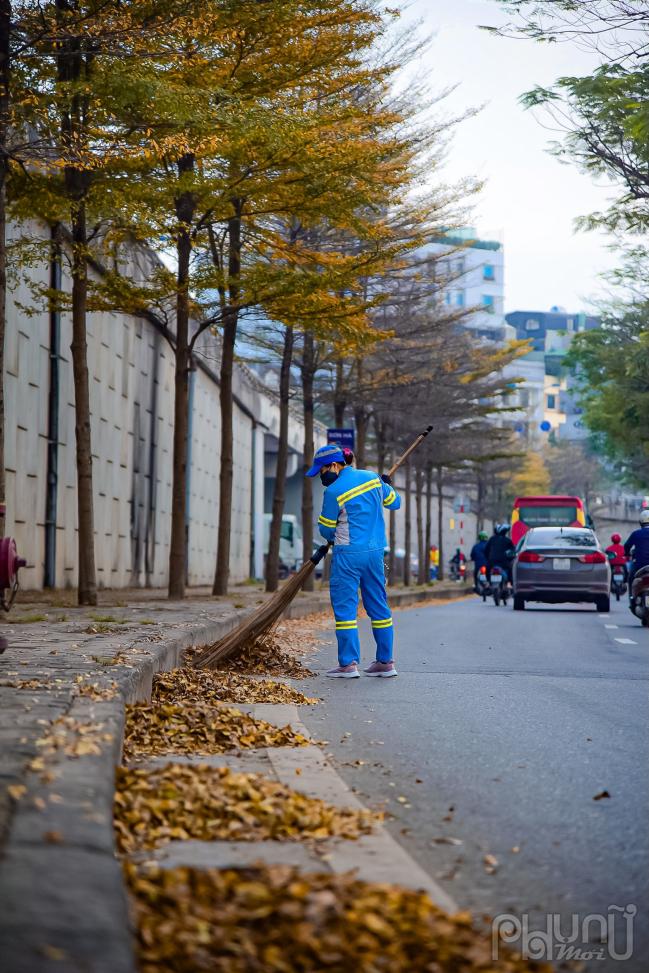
[0,580,468,973]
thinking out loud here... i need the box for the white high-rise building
[423,228,514,343]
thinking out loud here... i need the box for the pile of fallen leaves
[125,863,548,973]
[216,634,315,679]
[152,668,318,707]
[115,763,377,853]
[123,703,309,760]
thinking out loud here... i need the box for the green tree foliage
[566,300,649,487]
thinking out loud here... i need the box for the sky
[401,0,618,314]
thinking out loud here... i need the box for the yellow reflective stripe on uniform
[337,478,381,504]
[371,619,393,628]
[318,515,337,527]
[337,478,382,506]
[383,489,396,506]
[335,621,358,629]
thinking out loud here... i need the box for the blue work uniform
[317,467,401,667]
[470,540,487,571]
[624,525,649,588]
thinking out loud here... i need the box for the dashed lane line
[614,637,638,645]
[605,624,619,629]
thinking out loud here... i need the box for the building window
[526,319,540,331]
[455,259,464,275]
[482,294,494,313]
[547,394,556,410]
[483,263,495,281]
[445,291,452,306]
[455,291,465,307]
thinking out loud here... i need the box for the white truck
[263,514,303,578]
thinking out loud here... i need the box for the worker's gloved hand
[381,473,392,485]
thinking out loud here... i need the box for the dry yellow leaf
[124,862,551,973]
[114,763,378,854]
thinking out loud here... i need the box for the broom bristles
[193,559,317,669]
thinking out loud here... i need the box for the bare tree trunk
[213,207,241,596]
[0,0,9,539]
[476,468,485,531]
[58,13,96,605]
[415,462,426,585]
[353,358,367,466]
[301,330,315,591]
[266,325,294,592]
[334,357,346,427]
[425,463,433,583]
[168,161,194,598]
[70,200,96,605]
[374,415,386,473]
[354,407,367,467]
[404,459,411,587]
[436,465,444,581]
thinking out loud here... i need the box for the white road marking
[605,624,619,629]
[614,638,637,645]
[598,614,610,618]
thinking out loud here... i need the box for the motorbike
[489,565,510,607]
[475,564,490,601]
[610,565,628,601]
[630,566,649,627]
[449,559,467,582]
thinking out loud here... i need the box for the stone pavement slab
[0,582,466,973]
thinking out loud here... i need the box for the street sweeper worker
[306,443,401,679]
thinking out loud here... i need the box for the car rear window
[518,505,578,526]
[526,528,596,549]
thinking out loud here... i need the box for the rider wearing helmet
[624,510,649,594]
[470,530,489,591]
[485,523,516,580]
[605,533,627,572]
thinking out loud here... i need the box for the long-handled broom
[194,425,433,670]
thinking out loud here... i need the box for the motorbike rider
[485,524,516,581]
[470,530,489,591]
[449,547,466,580]
[623,510,649,597]
[605,533,628,580]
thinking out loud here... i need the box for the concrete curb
[0,585,467,972]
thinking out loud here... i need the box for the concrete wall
[4,222,319,589]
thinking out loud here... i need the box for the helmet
[478,530,488,541]
[611,533,621,544]
[497,523,509,536]
[640,510,649,526]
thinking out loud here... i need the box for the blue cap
[306,443,345,477]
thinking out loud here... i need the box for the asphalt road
[300,593,649,971]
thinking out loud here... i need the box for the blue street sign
[540,420,552,432]
[327,428,355,450]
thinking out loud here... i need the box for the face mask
[320,470,339,487]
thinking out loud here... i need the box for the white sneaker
[326,664,360,679]
[363,661,398,677]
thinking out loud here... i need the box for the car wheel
[513,595,525,611]
[595,595,610,613]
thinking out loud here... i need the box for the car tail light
[518,551,545,563]
[579,551,606,564]
[479,565,487,575]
